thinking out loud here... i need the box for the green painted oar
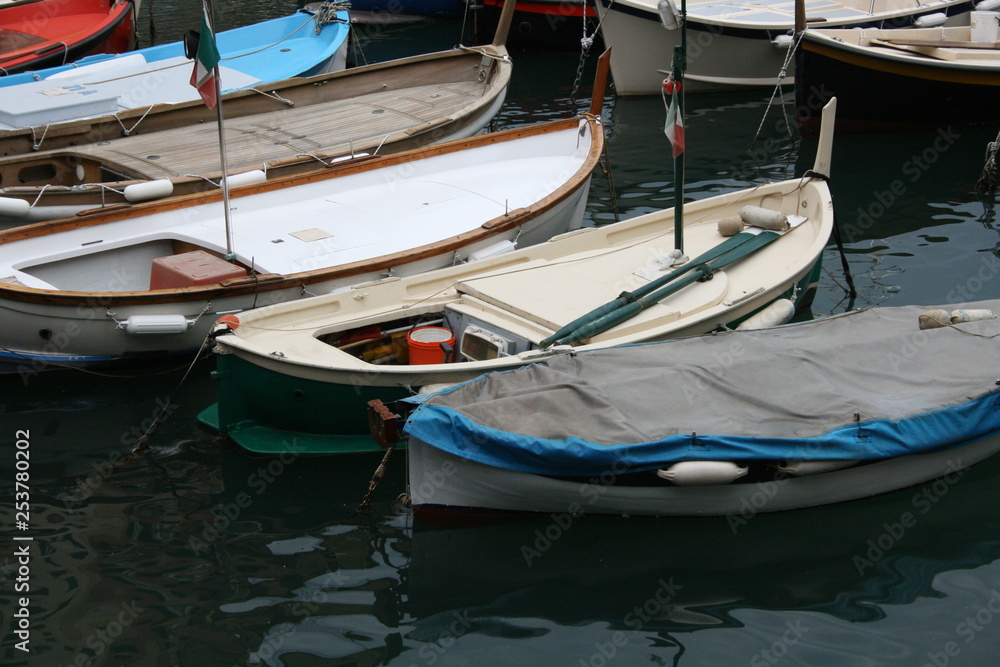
[549,230,782,346]
[539,230,760,347]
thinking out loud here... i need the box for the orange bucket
[406,327,456,365]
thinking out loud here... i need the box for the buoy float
[0,197,30,218]
[123,179,174,203]
[217,314,241,330]
[738,205,789,231]
[918,309,951,329]
[736,299,796,330]
[656,461,748,486]
[122,314,190,335]
[951,309,995,324]
[223,170,267,189]
[717,215,744,237]
[913,11,947,28]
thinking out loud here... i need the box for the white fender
[656,461,748,486]
[0,196,30,218]
[123,179,174,203]
[223,169,267,189]
[121,314,191,335]
[737,299,796,330]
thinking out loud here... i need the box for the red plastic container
[407,327,456,365]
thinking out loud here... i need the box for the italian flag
[189,5,221,109]
[663,76,685,158]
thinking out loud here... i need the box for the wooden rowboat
[377,301,1000,519]
[0,0,136,76]
[198,100,837,456]
[796,21,1000,136]
[0,0,517,225]
[0,113,603,373]
[0,7,352,130]
[591,0,974,93]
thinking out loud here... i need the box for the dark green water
[3,1,1000,665]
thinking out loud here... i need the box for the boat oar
[540,230,760,347]
[549,230,782,346]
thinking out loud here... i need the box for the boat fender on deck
[717,215,744,236]
[123,179,174,203]
[656,461,748,486]
[738,205,789,231]
[121,314,191,335]
[0,197,30,218]
[918,309,951,329]
[917,309,996,329]
[736,299,796,330]
[913,12,947,28]
[224,170,268,189]
[951,309,996,324]
[776,460,859,476]
[976,0,1000,11]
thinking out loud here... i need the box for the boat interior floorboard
[24,81,487,179]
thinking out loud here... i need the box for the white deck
[0,57,262,130]
[0,125,592,291]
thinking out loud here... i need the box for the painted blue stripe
[404,389,1000,476]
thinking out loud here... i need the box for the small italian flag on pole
[189,3,221,109]
[662,74,685,158]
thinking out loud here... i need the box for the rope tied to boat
[357,443,396,515]
[248,87,295,106]
[30,125,49,151]
[131,326,215,454]
[570,0,614,111]
[312,1,352,33]
[114,104,156,136]
[750,29,804,161]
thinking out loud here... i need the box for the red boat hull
[0,0,135,75]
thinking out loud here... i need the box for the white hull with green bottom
[199,101,839,455]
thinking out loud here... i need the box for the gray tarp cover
[418,301,1000,448]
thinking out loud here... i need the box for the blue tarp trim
[403,390,1000,476]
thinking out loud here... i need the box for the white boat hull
[408,431,1000,517]
[594,0,974,94]
[0,181,588,372]
[0,115,601,371]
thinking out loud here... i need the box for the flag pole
[213,66,235,261]
[673,0,686,255]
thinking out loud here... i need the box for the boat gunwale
[800,27,1000,82]
[0,54,512,204]
[598,0,974,30]
[213,177,834,382]
[0,0,135,69]
[0,42,511,156]
[0,114,604,305]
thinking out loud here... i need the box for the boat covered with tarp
[378,301,1000,518]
